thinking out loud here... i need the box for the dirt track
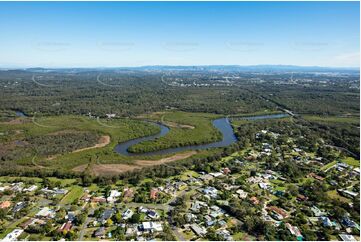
[47,135,110,160]
[72,151,197,176]
[72,135,110,153]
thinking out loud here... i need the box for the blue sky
[0,2,359,67]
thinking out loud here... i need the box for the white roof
[142,222,163,232]
[4,229,24,241]
[339,234,357,241]
[36,207,55,217]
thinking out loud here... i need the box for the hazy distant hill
[0,65,359,74]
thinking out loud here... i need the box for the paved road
[324,145,359,159]
[78,207,94,241]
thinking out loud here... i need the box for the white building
[122,209,134,220]
[107,190,121,203]
[339,234,357,241]
[36,207,55,218]
[3,229,23,241]
[24,185,38,192]
[142,222,163,232]
[236,189,248,199]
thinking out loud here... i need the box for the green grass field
[342,157,360,167]
[303,115,360,125]
[60,186,84,205]
[320,161,337,171]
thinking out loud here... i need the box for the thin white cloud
[332,52,360,67]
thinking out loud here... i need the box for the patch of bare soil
[72,151,197,176]
[162,121,194,129]
[72,135,110,153]
[2,118,30,125]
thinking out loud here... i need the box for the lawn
[342,157,360,167]
[229,110,283,117]
[327,190,350,203]
[320,161,337,171]
[48,177,77,186]
[60,186,84,205]
[180,170,200,180]
[0,229,13,239]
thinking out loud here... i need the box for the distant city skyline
[0,1,359,68]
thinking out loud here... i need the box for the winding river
[231,113,289,121]
[114,118,238,156]
[114,113,289,156]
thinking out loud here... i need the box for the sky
[0,1,359,68]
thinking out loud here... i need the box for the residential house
[339,234,357,241]
[216,229,233,241]
[13,202,26,213]
[123,188,134,201]
[338,189,358,199]
[107,190,121,203]
[3,229,23,241]
[209,172,223,178]
[267,206,288,220]
[36,207,55,218]
[58,221,73,233]
[258,182,270,190]
[190,201,208,213]
[190,223,206,237]
[147,210,159,219]
[341,217,359,229]
[122,208,134,220]
[202,186,218,199]
[99,209,114,223]
[150,188,158,200]
[236,189,248,199]
[94,227,105,238]
[91,197,106,203]
[311,206,326,217]
[141,222,163,232]
[24,185,38,192]
[320,216,333,227]
[308,172,324,181]
[286,223,303,241]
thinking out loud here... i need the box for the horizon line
[1,64,360,70]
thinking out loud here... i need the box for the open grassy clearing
[229,109,283,117]
[320,161,337,171]
[342,156,360,167]
[327,190,350,203]
[231,116,292,128]
[303,115,360,125]
[60,185,84,205]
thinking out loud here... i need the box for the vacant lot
[60,186,84,205]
